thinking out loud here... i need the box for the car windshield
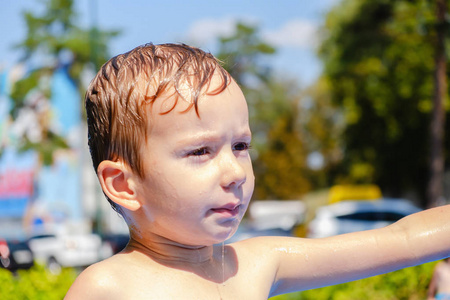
[30,235,55,239]
[336,211,406,222]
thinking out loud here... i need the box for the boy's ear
[97,160,141,211]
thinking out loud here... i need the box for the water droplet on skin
[222,242,225,286]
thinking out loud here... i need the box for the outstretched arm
[254,204,450,297]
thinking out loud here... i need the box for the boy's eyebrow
[176,130,252,147]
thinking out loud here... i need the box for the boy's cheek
[247,176,256,197]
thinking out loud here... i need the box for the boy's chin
[194,228,239,246]
[175,221,241,246]
[214,226,240,244]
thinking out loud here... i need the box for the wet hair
[85,43,231,211]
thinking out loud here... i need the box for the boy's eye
[189,148,209,156]
[234,142,250,151]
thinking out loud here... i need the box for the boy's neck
[126,233,217,265]
[123,233,233,285]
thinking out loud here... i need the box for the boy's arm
[261,204,450,297]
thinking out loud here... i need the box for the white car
[27,233,110,273]
[307,198,422,238]
[248,200,306,231]
[227,200,306,243]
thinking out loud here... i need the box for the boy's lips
[211,204,241,217]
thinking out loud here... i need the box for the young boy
[65,43,450,299]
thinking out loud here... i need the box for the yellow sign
[329,184,382,204]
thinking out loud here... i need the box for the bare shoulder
[229,236,302,271]
[65,252,157,299]
[64,256,126,299]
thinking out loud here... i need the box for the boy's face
[133,76,255,246]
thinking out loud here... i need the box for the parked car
[248,200,306,231]
[0,239,34,271]
[27,232,108,274]
[227,200,305,243]
[307,198,422,238]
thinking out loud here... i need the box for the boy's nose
[220,151,247,189]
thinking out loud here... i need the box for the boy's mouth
[211,204,240,217]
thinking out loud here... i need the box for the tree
[7,0,119,164]
[298,77,345,189]
[319,0,449,206]
[252,80,312,200]
[216,22,275,85]
[428,0,447,207]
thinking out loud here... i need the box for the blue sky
[1,0,338,86]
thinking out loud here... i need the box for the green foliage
[21,131,69,165]
[270,292,303,300]
[0,264,77,299]
[319,0,449,202]
[298,78,345,189]
[270,261,436,300]
[7,0,119,165]
[9,70,45,117]
[217,22,276,85]
[253,82,311,199]
[17,0,119,69]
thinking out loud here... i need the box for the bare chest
[117,270,267,300]
[114,262,269,300]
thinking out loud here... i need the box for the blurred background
[0,0,449,299]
